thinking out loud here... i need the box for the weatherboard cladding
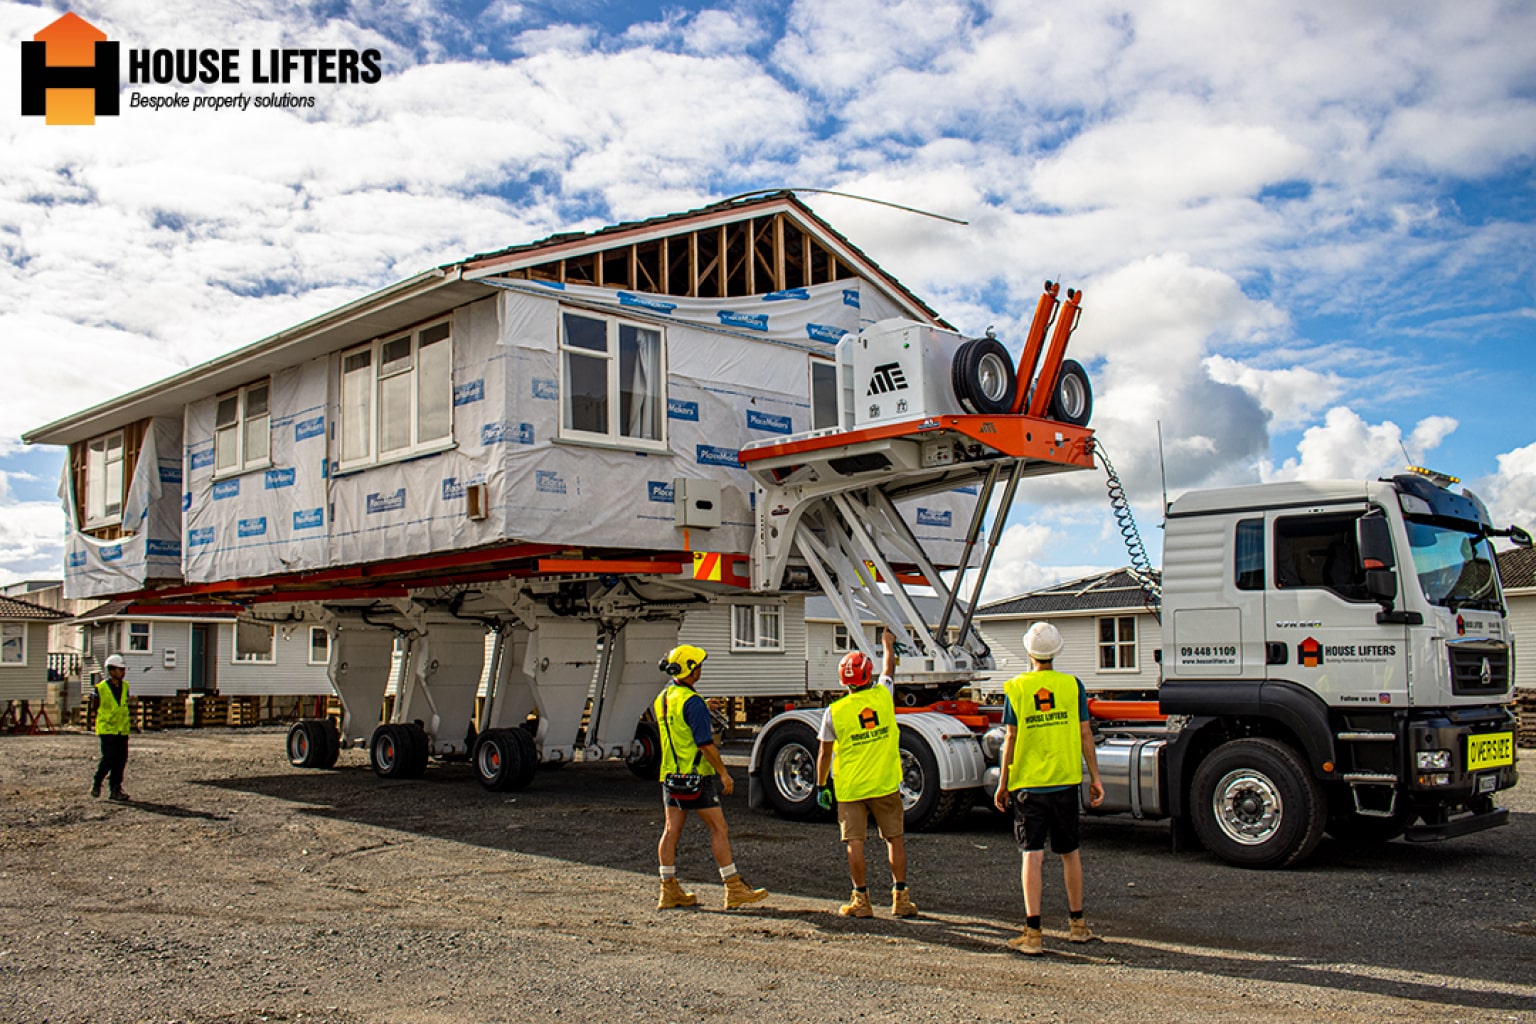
[0,622,51,703]
[215,624,334,697]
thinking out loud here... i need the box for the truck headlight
[981,726,1006,763]
[1416,750,1452,770]
[1417,773,1451,787]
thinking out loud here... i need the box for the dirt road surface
[1,729,1532,1024]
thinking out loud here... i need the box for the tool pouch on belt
[662,693,705,799]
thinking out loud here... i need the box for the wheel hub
[772,742,815,801]
[1213,769,1282,845]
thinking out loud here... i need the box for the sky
[2,0,1533,602]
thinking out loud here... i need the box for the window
[339,321,453,470]
[833,624,853,652]
[732,605,784,651]
[214,380,271,477]
[1273,513,1368,601]
[309,627,329,666]
[234,621,276,664]
[0,624,25,667]
[811,357,839,431]
[1098,616,1137,671]
[559,310,665,447]
[84,431,125,527]
[125,622,150,653]
[1235,518,1265,590]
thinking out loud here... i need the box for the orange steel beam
[1027,287,1083,418]
[1010,281,1060,413]
[739,413,1094,469]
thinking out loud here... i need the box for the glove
[815,785,834,811]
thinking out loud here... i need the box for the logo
[1456,614,1466,636]
[762,288,809,302]
[866,362,909,396]
[1378,692,1392,705]
[453,379,485,406]
[695,444,742,468]
[842,288,860,308]
[746,409,792,435]
[481,421,534,446]
[158,464,182,485]
[67,551,87,569]
[534,470,566,495]
[1480,658,1492,688]
[531,378,558,400]
[770,504,790,517]
[618,292,677,315]
[1033,688,1055,712]
[858,706,880,730]
[806,323,847,344]
[212,478,240,500]
[237,516,267,538]
[868,403,881,419]
[919,417,940,430]
[187,526,215,548]
[21,13,120,126]
[646,481,674,503]
[264,467,295,489]
[668,398,700,421]
[366,488,405,514]
[100,544,122,562]
[979,422,998,434]
[1298,637,1324,667]
[916,508,952,528]
[294,415,325,441]
[718,310,768,332]
[293,507,324,530]
[190,447,215,471]
[146,539,181,558]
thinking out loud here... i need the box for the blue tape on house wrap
[212,479,239,500]
[237,517,268,538]
[265,468,295,489]
[696,445,742,468]
[667,399,699,421]
[916,508,952,528]
[454,379,484,406]
[747,410,792,434]
[295,416,325,441]
[366,489,406,514]
[293,508,324,530]
[647,481,674,503]
[188,527,215,548]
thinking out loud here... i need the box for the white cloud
[970,522,1107,605]
[1261,407,1458,482]
[0,471,65,582]
[1473,442,1536,534]
[1204,355,1345,430]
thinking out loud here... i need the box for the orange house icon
[20,12,120,125]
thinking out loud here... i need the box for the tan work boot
[891,887,917,918]
[723,873,768,909]
[1007,926,1044,955]
[838,888,874,918]
[1068,917,1096,943]
[657,877,698,910]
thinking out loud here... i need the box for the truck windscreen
[1403,519,1503,612]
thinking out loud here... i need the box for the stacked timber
[1516,690,1536,749]
[227,697,261,727]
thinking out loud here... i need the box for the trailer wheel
[761,722,823,819]
[508,725,538,789]
[951,338,1017,415]
[474,729,521,791]
[627,721,661,780]
[1190,738,1325,868]
[898,729,966,831]
[316,717,340,769]
[1047,359,1093,426]
[370,725,414,779]
[401,722,430,778]
[287,721,323,768]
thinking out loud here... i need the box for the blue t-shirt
[680,690,714,748]
[1002,677,1090,793]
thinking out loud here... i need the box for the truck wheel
[1047,359,1092,426]
[371,724,414,779]
[627,720,661,780]
[951,338,1017,415]
[1190,738,1325,868]
[761,722,823,819]
[474,729,521,791]
[287,721,324,768]
[898,729,965,831]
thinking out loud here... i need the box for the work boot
[90,781,101,798]
[1007,926,1044,955]
[657,877,698,910]
[108,790,131,802]
[891,887,917,918]
[1068,917,1097,943]
[723,873,768,909]
[838,888,874,918]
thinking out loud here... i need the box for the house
[804,594,974,696]
[0,594,70,717]
[971,567,1163,695]
[1497,547,1534,692]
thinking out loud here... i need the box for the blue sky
[2,0,1533,599]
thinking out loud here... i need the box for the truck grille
[1448,644,1509,696]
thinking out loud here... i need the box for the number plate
[1465,732,1514,772]
[1476,773,1498,794]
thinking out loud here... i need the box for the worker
[653,643,768,911]
[993,622,1104,955]
[814,627,916,919]
[90,654,132,801]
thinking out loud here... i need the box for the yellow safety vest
[653,683,716,780]
[95,679,130,736]
[1004,669,1083,791]
[828,684,902,801]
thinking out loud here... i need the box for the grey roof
[0,595,69,622]
[1497,547,1536,590]
[976,567,1161,617]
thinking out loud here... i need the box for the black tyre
[401,722,430,778]
[627,720,661,780]
[951,337,1017,415]
[760,721,824,819]
[898,728,966,831]
[474,729,522,792]
[287,720,325,768]
[1190,738,1326,869]
[508,725,538,790]
[370,724,413,779]
[1047,358,1093,426]
[316,717,340,769]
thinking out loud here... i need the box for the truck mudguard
[894,711,987,791]
[1159,679,1338,819]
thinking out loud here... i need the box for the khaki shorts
[837,791,905,842]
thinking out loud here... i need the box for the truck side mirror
[1364,568,1397,606]
[1358,511,1397,609]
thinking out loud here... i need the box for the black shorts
[662,773,723,810]
[1011,787,1081,854]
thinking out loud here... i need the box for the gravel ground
[1,727,1532,1024]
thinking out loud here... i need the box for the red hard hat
[838,650,873,687]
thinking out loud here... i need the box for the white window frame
[810,354,840,431]
[832,623,853,652]
[731,604,784,652]
[124,621,151,654]
[338,319,455,473]
[1097,615,1139,672]
[232,622,276,665]
[213,380,272,479]
[308,626,330,666]
[557,308,668,452]
[83,430,126,529]
[0,623,26,667]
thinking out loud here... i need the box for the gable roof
[1497,547,1536,591]
[976,567,1161,617]
[0,595,69,622]
[71,601,243,624]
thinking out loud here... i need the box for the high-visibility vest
[1003,669,1083,791]
[95,679,130,736]
[828,683,902,801]
[653,683,716,780]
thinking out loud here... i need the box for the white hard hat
[103,654,127,670]
[1023,622,1063,660]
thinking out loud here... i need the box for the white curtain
[625,327,661,440]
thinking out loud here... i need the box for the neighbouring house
[971,567,1163,695]
[804,594,973,696]
[1497,547,1535,692]
[0,594,70,715]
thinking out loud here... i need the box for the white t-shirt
[817,675,895,742]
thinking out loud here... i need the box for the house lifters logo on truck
[20,12,119,125]
[1298,637,1324,668]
